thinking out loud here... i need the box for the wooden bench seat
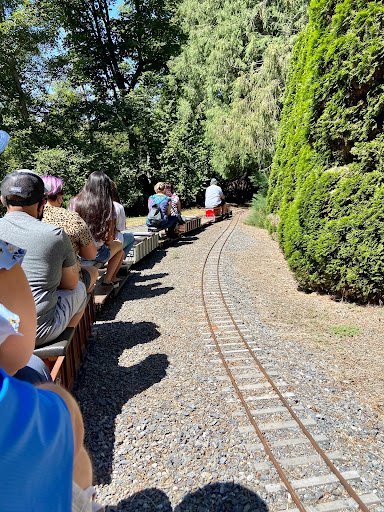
[34,327,75,359]
[34,327,76,389]
[93,270,130,309]
[33,293,95,390]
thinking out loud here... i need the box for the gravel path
[74,216,383,511]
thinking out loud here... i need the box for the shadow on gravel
[172,235,199,246]
[122,280,174,302]
[74,320,168,485]
[136,249,168,270]
[98,272,174,321]
[131,272,169,282]
[106,483,268,511]
[173,240,195,246]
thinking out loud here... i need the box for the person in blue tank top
[0,368,74,511]
[0,242,101,511]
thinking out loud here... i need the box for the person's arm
[58,230,78,290]
[0,263,36,375]
[166,201,172,216]
[177,199,181,213]
[114,203,126,233]
[106,220,115,243]
[74,213,97,261]
[59,264,79,290]
[78,241,97,261]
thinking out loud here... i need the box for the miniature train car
[126,232,160,264]
[147,216,201,238]
[205,206,232,222]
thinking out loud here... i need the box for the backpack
[147,198,166,226]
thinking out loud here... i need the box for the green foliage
[0,0,312,211]
[246,193,268,229]
[267,0,384,302]
[159,88,213,205]
[33,147,91,199]
[53,0,184,98]
[0,0,185,213]
[167,0,310,185]
[0,0,57,127]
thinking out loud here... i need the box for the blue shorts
[95,244,111,263]
[80,244,111,266]
[14,354,52,384]
[80,267,91,290]
[146,217,178,230]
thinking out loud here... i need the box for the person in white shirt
[111,182,135,258]
[205,178,228,214]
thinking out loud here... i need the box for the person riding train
[69,172,124,288]
[146,182,178,238]
[205,178,228,215]
[165,183,184,229]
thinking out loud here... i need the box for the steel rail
[201,211,370,512]
[201,212,307,511]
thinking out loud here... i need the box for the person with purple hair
[41,175,99,292]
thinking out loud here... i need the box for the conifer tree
[164,0,310,185]
[267,0,384,302]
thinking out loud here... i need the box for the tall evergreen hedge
[267,0,384,303]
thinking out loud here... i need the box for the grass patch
[329,325,361,337]
[315,337,330,346]
[245,193,267,228]
[125,216,147,228]
[182,207,206,217]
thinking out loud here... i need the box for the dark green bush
[267,0,384,302]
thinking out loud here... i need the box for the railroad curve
[201,210,380,512]
[74,211,382,511]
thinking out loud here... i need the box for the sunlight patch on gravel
[234,220,384,418]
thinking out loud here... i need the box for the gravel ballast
[74,217,384,511]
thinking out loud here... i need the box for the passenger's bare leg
[111,251,124,282]
[73,446,93,490]
[102,241,123,284]
[222,203,228,214]
[82,265,98,292]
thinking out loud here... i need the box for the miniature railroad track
[201,211,380,511]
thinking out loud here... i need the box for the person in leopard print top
[41,175,98,292]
